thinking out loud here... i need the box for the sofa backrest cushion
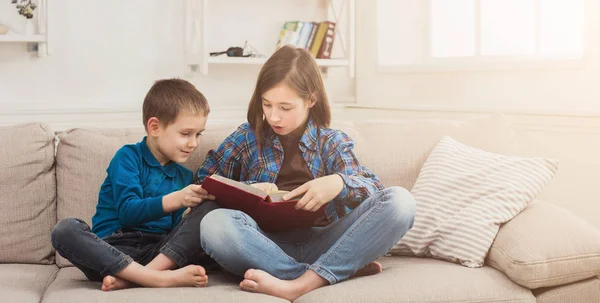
[487,202,600,289]
[339,113,519,190]
[0,123,56,264]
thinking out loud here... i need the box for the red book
[201,174,325,232]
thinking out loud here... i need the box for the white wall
[356,0,600,115]
[0,0,354,128]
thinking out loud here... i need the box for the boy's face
[261,82,314,136]
[151,112,207,165]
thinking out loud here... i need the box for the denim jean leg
[158,201,219,268]
[304,186,416,284]
[50,218,134,281]
[200,208,308,280]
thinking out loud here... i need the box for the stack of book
[275,21,336,59]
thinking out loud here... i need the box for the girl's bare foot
[161,265,208,288]
[101,275,135,291]
[240,269,302,302]
[351,261,383,278]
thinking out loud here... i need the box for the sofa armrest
[486,201,600,289]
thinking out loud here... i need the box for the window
[378,0,584,68]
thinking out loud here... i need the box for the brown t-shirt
[275,126,329,226]
[275,126,314,192]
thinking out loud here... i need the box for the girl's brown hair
[247,46,331,145]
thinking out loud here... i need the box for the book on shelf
[276,21,336,59]
[200,174,325,232]
[276,21,299,50]
[316,21,336,59]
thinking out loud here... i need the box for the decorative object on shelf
[0,24,9,35]
[12,0,37,19]
[11,0,37,35]
[210,46,248,57]
[209,41,265,58]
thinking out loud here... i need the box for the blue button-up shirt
[92,137,191,238]
[196,119,384,223]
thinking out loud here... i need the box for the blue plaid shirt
[195,119,384,223]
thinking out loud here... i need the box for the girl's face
[261,82,314,136]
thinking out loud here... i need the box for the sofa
[2,114,600,303]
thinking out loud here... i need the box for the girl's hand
[250,182,279,194]
[284,174,344,212]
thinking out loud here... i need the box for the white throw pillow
[389,136,559,267]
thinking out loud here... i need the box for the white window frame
[377,0,586,73]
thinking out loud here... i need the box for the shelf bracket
[185,0,208,75]
[327,0,355,78]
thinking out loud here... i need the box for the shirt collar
[264,118,319,151]
[140,137,177,178]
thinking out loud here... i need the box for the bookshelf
[0,0,51,56]
[207,56,350,67]
[184,0,355,77]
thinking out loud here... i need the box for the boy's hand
[250,182,279,194]
[180,184,215,208]
[163,185,215,214]
[285,174,344,212]
[182,207,191,218]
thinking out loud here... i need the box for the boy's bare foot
[161,265,208,288]
[240,269,302,302]
[351,261,383,278]
[101,275,135,291]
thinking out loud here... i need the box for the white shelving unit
[0,34,44,42]
[185,0,355,77]
[207,56,350,67]
[0,0,51,56]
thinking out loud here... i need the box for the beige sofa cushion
[43,267,287,303]
[533,277,600,303]
[295,257,535,303]
[44,257,533,303]
[0,264,58,303]
[346,113,519,190]
[55,124,237,267]
[487,202,600,289]
[0,123,56,264]
[391,137,558,267]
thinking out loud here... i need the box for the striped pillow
[389,136,559,267]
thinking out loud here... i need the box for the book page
[268,190,304,203]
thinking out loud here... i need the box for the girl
[196,46,415,301]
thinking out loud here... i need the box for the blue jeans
[200,187,415,284]
[51,201,219,282]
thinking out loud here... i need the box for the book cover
[317,21,336,59]
[296,21,313,49]
[305,21,319,50]
[201,174,325,232]
[276,21,299,50]
[310,22,329,58]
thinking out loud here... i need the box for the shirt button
[154,180,159,185]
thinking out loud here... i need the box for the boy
[51,78,218,291]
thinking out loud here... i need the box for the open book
[200,174,325,232]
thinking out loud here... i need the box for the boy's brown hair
[142,78,210,130]
[247,46,331,145]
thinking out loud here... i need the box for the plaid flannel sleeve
[195,126,246,184]
[325,131,384,209]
